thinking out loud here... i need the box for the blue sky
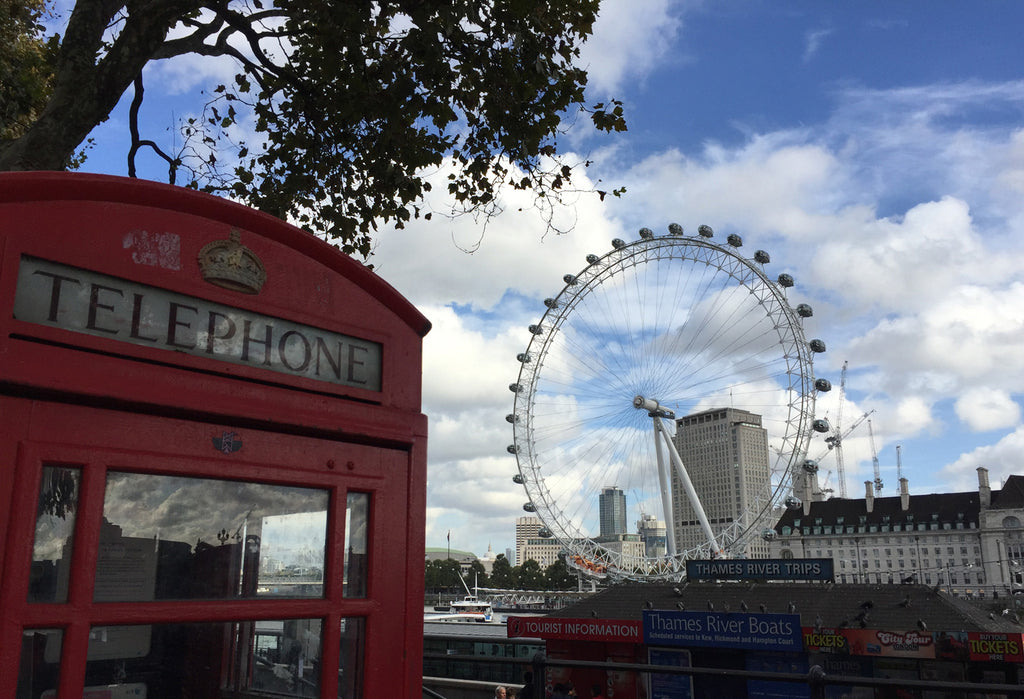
[65,0,1024,561]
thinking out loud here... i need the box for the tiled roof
[992,475,1024,508]
[548,582,1022,634]
[773,491,981,531]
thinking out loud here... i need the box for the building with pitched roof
[769,467,1024,595]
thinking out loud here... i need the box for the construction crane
[821,361,852,497]
[867,418,882,493]
[816,409,874,496]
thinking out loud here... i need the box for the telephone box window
[343,493,370,598]
[81,619,324,697]
[16,628,63,697]
[339,617,366,698]
[29,466,81,603]
[99,472,329,601]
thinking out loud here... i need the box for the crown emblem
[198,229,266,294]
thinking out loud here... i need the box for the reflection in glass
[99,472,328,601]
[81,619,323,697]
[29,466,81,603]
[339,617,365,698]
[17,629,62,698]
[343,493,369,598]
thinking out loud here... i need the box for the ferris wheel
[507,224,830,581]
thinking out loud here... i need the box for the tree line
[425,553,576,594]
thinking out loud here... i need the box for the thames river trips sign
[14,256,382,390]
[643,609,802,651]
[685,558,833,581]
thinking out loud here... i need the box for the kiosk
[0,173,430,698]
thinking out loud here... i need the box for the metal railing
[423,650,1024,698]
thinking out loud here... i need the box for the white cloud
[581,0,686,96]
[955,389,1022,433]
[940,427,1024,491]
[803,28,833,63]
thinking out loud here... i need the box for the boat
[424,575,499,623]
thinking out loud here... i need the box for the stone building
[770,467,1024,595]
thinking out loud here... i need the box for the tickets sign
[968,632,1024,662]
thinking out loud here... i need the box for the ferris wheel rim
[509,226,820,581]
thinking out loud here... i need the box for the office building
[637,513,667,558]
[671,407,770,557]
[515,515,544,566]
[599,486,628,537]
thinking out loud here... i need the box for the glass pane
[29,466,81,603]
[100,472,328,601]
[17,629,62,698]
[82,619,323,697]
[338,617,365,698]
[343,493,369,598]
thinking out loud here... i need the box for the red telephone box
[0,173,430,698]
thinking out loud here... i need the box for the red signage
[841,629,935,659]
[968,632,1024,662]
[507,616,642,643]
[801,627,850,654]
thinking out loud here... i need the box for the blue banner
[643,610,803,651]
[685,558,834,581]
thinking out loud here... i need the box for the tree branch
[127,74,178,182]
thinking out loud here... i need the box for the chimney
[865,480,875,513]
[978,467,991,508]
[900,477,909,511]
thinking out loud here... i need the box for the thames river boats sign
[643,610,802,651]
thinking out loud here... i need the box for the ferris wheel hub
[633,395,675,419]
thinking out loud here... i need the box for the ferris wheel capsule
[586,254,600,265]
[727,234,743,247]
[523,502,536,512]
[777,273,795,287]
[611,238,626,249]
[512,473,525,484]
[809,339,827,353]
[813,418,831,433]
[754,250,770,264]
[698,225,714,237]
[796,303,813,318]
[529,324,544,335]
[639,228,655,239]
[668,223,684,235]
[814,378,832,392]
[785,495,802,510]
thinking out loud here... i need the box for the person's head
[494,686,507,699]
